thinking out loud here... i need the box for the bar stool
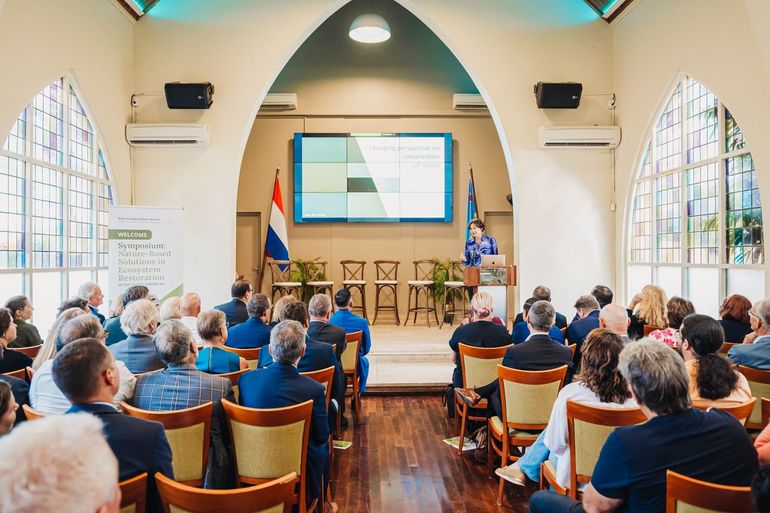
[373,260,400,325]
[267,259,301,303]
[405,259,439,327]
[340,260,368,320]
[441,260,467,328]
[306,260,334,296]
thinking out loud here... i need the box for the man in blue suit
[329,288,371,393]
[78,281,106,324]
[239,319,334,511]
[214,280,252,327]
[511,297,565,344]
[729,298,770,370]
[226,293,272,348]
[53,338,173,513]
[565,294,601,362]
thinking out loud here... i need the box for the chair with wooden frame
[454,343,512,455]
[567,344,577,357]
[14,344,41,358]
[561,327,568,342]
[156,471,298,513]
[221,399,315,513]
[268,259,302,303]
[121,402,212,487]
[738,365,770,429]
[221,346,262,370]
[25,366,34,381]
[119,472,148,513]
[21,404,45,420]
[219,368,249,403]
[2,368,25,380]
[665,470,755,513]
[404,259,439,327]
[643,324,666,337]
[340,260,368,320]
[692,398,757,426]
[541,401,646,499]
[373,260,400,325]
[340,332,362,428]
[440,260,467,328]
[306,260,334,296]
[490,364,568,506]
[300,366,335,411]
[721,341,740,354]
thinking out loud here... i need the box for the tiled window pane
[654,84,682,174]
[725,108,746,153]
[3,108,27,155]
[686,162,719,264]
[685,78,718,164]
[68,175,93,267]
[630,180,652,263]
[726,268,765,305]
[31,165,64,268]
[627,265,652,304]
[638,144,652,179]
[687,267,719,318]
[0,155,26,269]
[32,78,64,166]
[0,273,24,298]
[68,86,95,176]
[656,266,682,298]
[31,271,62,339]
[655,173,681,263]
[68,270,93,297]
[726,153,763,264]
[97,183,112,267]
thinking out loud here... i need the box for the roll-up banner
[108,206,184,302]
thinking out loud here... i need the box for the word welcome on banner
[108,206,184,302]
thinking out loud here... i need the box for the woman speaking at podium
[460,218,498,267]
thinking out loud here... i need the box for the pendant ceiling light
[349,13,391,43]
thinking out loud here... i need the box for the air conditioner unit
[538,126,621,149]
[125,123,210,147]
[261,93,298,110]
[453,93,487,110]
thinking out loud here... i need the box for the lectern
[463,258,516,324]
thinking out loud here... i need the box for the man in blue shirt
[565,294,601,362]
[328,288,371,393]
[529,339,757,513]
[78,281,105,324]
[511,297,565,344]
[226,293,272,349]
[729,298,770,369]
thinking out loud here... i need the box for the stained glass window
[685,78,718,164]
[726,154,763,264]
[654,84,681,174]
[686,162,719,264]
[32,78,65,167]
[655,173,681,263]
[0,156,26,269]
[630,179,652,263]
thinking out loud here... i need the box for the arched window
[627,76,763,317]
[0,76,114,334]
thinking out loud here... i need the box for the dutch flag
[265,176,290,266]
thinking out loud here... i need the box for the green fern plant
[289,258,325,302]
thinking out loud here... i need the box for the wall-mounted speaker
[534,82,582,109]
[164,82,214,109]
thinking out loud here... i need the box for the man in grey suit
[729,298,770,370]
[109,299,164,374]
[132,319,235,488]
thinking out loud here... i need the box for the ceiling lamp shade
[349,13,391,43]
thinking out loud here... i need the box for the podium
[463,261,516,324]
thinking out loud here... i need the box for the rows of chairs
[266,258,468,328]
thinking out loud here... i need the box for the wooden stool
[441,260,467,328]
[373,260,400,325]
[340,260,368,320]
[267,259,301,303]
[306,260,334,296]
[405,259,439,327]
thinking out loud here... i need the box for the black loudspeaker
[534,82,583,109]
[164,82,214,109]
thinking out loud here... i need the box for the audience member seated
[30,315,136,414]
[329,288,372,393]
[0,381,18,436]
[753,466,770,512]
[529,338,758,513]
[105,292,125,324]
[511,297,565,345]
[730,298,770,369]
[449,292,511,389]
[648,296,694,348]
[31,307,89,370]
[105,285,149,346]
[456,300,574,420]
[53,338,173,513]
[591,285,614,310]
[513,286,568,329]
[626,284,667,340]
[599,304,632,344]
[756,427,770,465]
[565,295,601,357]
[270,295,297,328]
[78,281,106,324]
[497,329,636,487]
[0,307,32,373]
[0,414,121,513]
[132,320,235,488]
[196,309,248,373]
[719,294,753,343]
[159,296,182,322]
[308,293,346,360]
[0,373,28,426]
[178,292,203,345]
[57,297,89,316]
[5,295,42,348]
[681,314,751,408]
[239,320,332,510]
[214,279,252,327]
[109,299,164,374]
[226,293,272,349]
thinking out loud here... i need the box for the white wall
[0,0,134,201]
[612,0,770,302]
[132,0,615,314]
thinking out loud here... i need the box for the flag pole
[469,162,479,219]
[257,167,280,293]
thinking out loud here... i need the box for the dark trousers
[475,379,503,419]
[529,490,585,513]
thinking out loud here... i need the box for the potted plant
[431,258,464,321]
[289,258,326,303]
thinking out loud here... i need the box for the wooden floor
[330,394,537,513]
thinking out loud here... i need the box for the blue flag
[465,174,478,241]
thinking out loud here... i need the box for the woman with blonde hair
[627,284,667,339]
[31,308,88,370]
[108,292,125,318]
[159,296,182,322]
[270,294,297,326]
[648,296,695,348]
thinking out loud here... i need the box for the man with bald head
[600,304,632,345]
[179,292,203,345]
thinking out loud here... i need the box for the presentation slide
[293,133,452,223]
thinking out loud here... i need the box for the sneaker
[495,464,527,486]
[455,387,481,407]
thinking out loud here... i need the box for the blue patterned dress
[463,235,499,267]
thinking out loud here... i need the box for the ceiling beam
[581,0,635,22]
[113,0,161,20]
